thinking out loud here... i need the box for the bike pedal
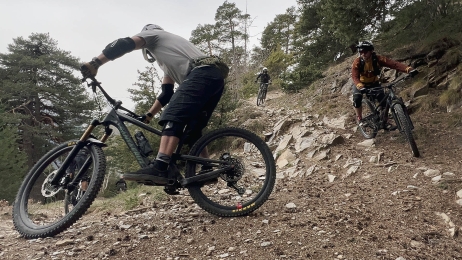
[163,187,180,195]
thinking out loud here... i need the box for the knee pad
[157,84,174,106]
[352,93,363,108]
[162,121,186,138]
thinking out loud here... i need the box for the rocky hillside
[1,43,462,259]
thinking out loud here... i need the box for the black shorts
[159,65,225,142]
[351,82,385,107]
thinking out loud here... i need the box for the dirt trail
[1,86,462,260]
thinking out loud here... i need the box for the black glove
[80,57,102,78]
[136,113,153,124]
[409,69,419,77]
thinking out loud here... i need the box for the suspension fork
[50,120,104,186]
[67,126,113,191]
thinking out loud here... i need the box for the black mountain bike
[358,74,420,157]
[257,82,270,106]
[13,76,276,239]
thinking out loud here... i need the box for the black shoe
[199,165,218,185]
[123,164,169,185]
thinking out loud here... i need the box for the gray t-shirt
[135,29,205,84]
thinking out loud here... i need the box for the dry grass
[439,70,462,106]
[398,78,426,99]
[447,113,462,127]
[89,185,167,214]
[417,95,439,112]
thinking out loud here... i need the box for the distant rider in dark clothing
[255,67,271,84]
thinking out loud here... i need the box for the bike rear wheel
[13,141,106,238]
[392,104,420,157]
[186,127,276,217]
[358,99,378,139]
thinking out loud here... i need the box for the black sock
[154,153,170,171]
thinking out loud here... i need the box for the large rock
[294,136,316,153]
[320,132,345,146]
[358,139,375,147]
[322,116,348,130]
[274,134,293,158]
[340,78,353,96]
[411,84,429,98]
[276,150,296,168]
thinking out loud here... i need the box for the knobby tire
[257,86,264,106]
[13,141,106,238]
[186,127,276,217]
[358,99,378,139]
[392,104,420,157]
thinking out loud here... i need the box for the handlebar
[360,72,416,94]
[82,76,141,118]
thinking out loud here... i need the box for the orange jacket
[351,53,413,87]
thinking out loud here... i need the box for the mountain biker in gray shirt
[81,24,229,184]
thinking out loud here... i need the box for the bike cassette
[219,153,245,182]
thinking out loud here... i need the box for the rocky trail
[2,54,462,259]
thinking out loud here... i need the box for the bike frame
[51,78,230,190]
[260,82,269,90]
[364,76,414,131]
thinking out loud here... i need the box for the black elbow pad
[102,37,136,60]
[157,84,174,106]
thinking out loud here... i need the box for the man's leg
[153,135,180,171]
[81,181,88,191]
[352,86,363,122]
[354,107,362,120]
[124,66,224,183]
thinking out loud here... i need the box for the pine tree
[0,33,97,167]
[0,105,27,202]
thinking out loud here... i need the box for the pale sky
[0,0,298,109]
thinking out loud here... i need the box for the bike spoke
[186,128,276,216]
[13,142,105,238]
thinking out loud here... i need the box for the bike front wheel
[392,104,420,157]
[257,86,264,106]
[358,99,378,139]
[186,127,276,217]
[262,84,268,101]
[13,141,106,238]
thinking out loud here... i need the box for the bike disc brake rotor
[219,154,245,182]
[41,170,63,197]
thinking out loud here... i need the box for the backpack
[359,52,381,76]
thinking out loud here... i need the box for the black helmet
[357,41,374,52]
